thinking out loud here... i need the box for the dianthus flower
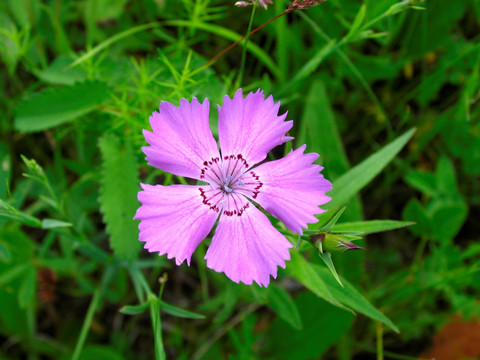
[134,89,332,286]
[235,0,273,9]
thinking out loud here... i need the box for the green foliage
[263,283,302,329]
[322,128,415,214]
[1,0,478,359]
[267,291,354,360]
[99,134,140,262]
[15,81,111,132]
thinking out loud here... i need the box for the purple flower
[235,0,273,9]
[134,89,332,286]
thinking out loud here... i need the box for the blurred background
[1,0,479,359]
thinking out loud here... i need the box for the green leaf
[405,170,437,197]
[15,81,111,132]
[298,80,365,284]
[435,156,458,195]
[265,283,302,330]
[321,207,346,233]
[290,40,337,85]
[0,263,30,286]
[99,134,140,262]
[0,241,11,263]
[160,300,205,319]
[318,252,343,287]
[78,345,126,360]
[268,291,354,360]
[18,266,36,309]
[36,56,87,85]
[324,128,416,212]
[431,201,468,241]
[346,3,367,41]
[298,81,364,224]
[41,218,72,229]
[286,251,346,311]
[120,302,149,315]
[332,220,415,234]
[311,263,399,333]
[403,198,432,236]
[69,22,160,69]
[0,199,42,228]
[0,142,11,199]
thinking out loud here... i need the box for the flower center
[200,154,249,194]
[199,154,263,216]
[221,175,234,193]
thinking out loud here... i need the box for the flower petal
[252,145,332,234]
[218,89,293,167]
[134,184,218,265]
[143,97,220,180]
[205,194,292,286]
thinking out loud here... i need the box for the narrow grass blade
[332,220,415,234]
[325,129,416,211]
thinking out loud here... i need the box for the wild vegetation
[1,0,479,359]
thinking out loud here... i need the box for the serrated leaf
[160,300,205,319]
[99,134,140,262]
[332,220,414,234]
[15,81,110,132]
[265,283,302,330]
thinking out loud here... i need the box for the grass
[1,0,479,359]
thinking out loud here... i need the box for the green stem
[129,265,147,303]
[235,3,257,89]
[376,322,384,360]
[409,235,429,277]
[150,273,168,360]
[337,332,351,360]
[192,304,259,360]
[149,294,166,360]
[71,265,115,360]
[27,303,38,360]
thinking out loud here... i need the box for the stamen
[200,153,258,206]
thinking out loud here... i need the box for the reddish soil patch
[421,316,480,360]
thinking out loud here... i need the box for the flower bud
[308,233,364,253]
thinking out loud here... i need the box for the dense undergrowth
[1,0,479,359]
